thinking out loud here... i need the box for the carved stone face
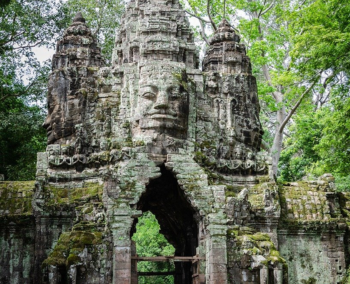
[133,66,189,138]
[43,71,80,144]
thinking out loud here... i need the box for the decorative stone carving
[132,64,189,138]
[43,12,102,145]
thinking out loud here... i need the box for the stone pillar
[111,214,134,284]
[205,185,228,284]
[206,213,228,284]
[114,246,132,284]
[131,241,138,284]
[274,264,283,284]
[206,231,228,284]
[260,267,268,284]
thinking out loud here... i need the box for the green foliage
[279,89,350,190]
[314,96,350,176]
[279,105,322,181]
[0,97,46,180]
[132,211,175,284]
[0,0,69,101]
[0,0,69,180]
[288,0,350,77]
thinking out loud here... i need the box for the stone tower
[1,1,349,284]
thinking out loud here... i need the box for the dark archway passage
[131,165,199,284]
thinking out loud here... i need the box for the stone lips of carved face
[43,71,79,144]
[135,73,189,137]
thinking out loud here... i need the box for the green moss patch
[0,181,35,216]
[44,182,103,208]
[278,181,344,227]
[227,226,286,267]
[42,222,103,268]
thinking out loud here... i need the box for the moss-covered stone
[0,181,35,216]
[227,226,286,268]
[42,222,103,268]
[278,180,347,230]
[43,182,103,208]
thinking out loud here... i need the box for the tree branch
[277,75,321,134]
[198,17,210,45]
[207,0,217,31]
[184,0,210,45]
[259,1,275,17]
[185,10,211,23]
[12,40,44,50]
[0,76,39,102]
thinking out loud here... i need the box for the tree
[279,84,350,188]
[0,97,46,180]
[278,104,323,182]
[277,0,350,187]
[0,0,69,179]
[0,0,69,102]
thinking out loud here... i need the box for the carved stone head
[132,64,189,140]
[43,12,102,145]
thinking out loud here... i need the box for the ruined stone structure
[1,1,350,283]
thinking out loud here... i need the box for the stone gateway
[1,1,349,283]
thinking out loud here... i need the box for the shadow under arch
[131,165,199,284]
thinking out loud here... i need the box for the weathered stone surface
[43,12,102,145]
[1,3,350,284]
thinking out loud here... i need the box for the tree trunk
[270,91,286,177]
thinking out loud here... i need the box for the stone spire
[52,12,102,69]
[112,0,198,68]
[203,19,251,74]
[73,11,85,23]
[43,13,103,145]
[209,18,241,44]
[201,18,263,170]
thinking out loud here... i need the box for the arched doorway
[131,165,199,284]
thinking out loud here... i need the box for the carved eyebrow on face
[140,85,158,92]
[140,83,157,88]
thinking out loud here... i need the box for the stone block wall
[0,181,35,284]
[278,231,346,284]
[277,176,348,284]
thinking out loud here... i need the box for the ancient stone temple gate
[1,0,350,283]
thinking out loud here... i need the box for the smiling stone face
[132,65,189,139]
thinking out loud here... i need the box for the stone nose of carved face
[153,91,169,110]
[42,116,51,131]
